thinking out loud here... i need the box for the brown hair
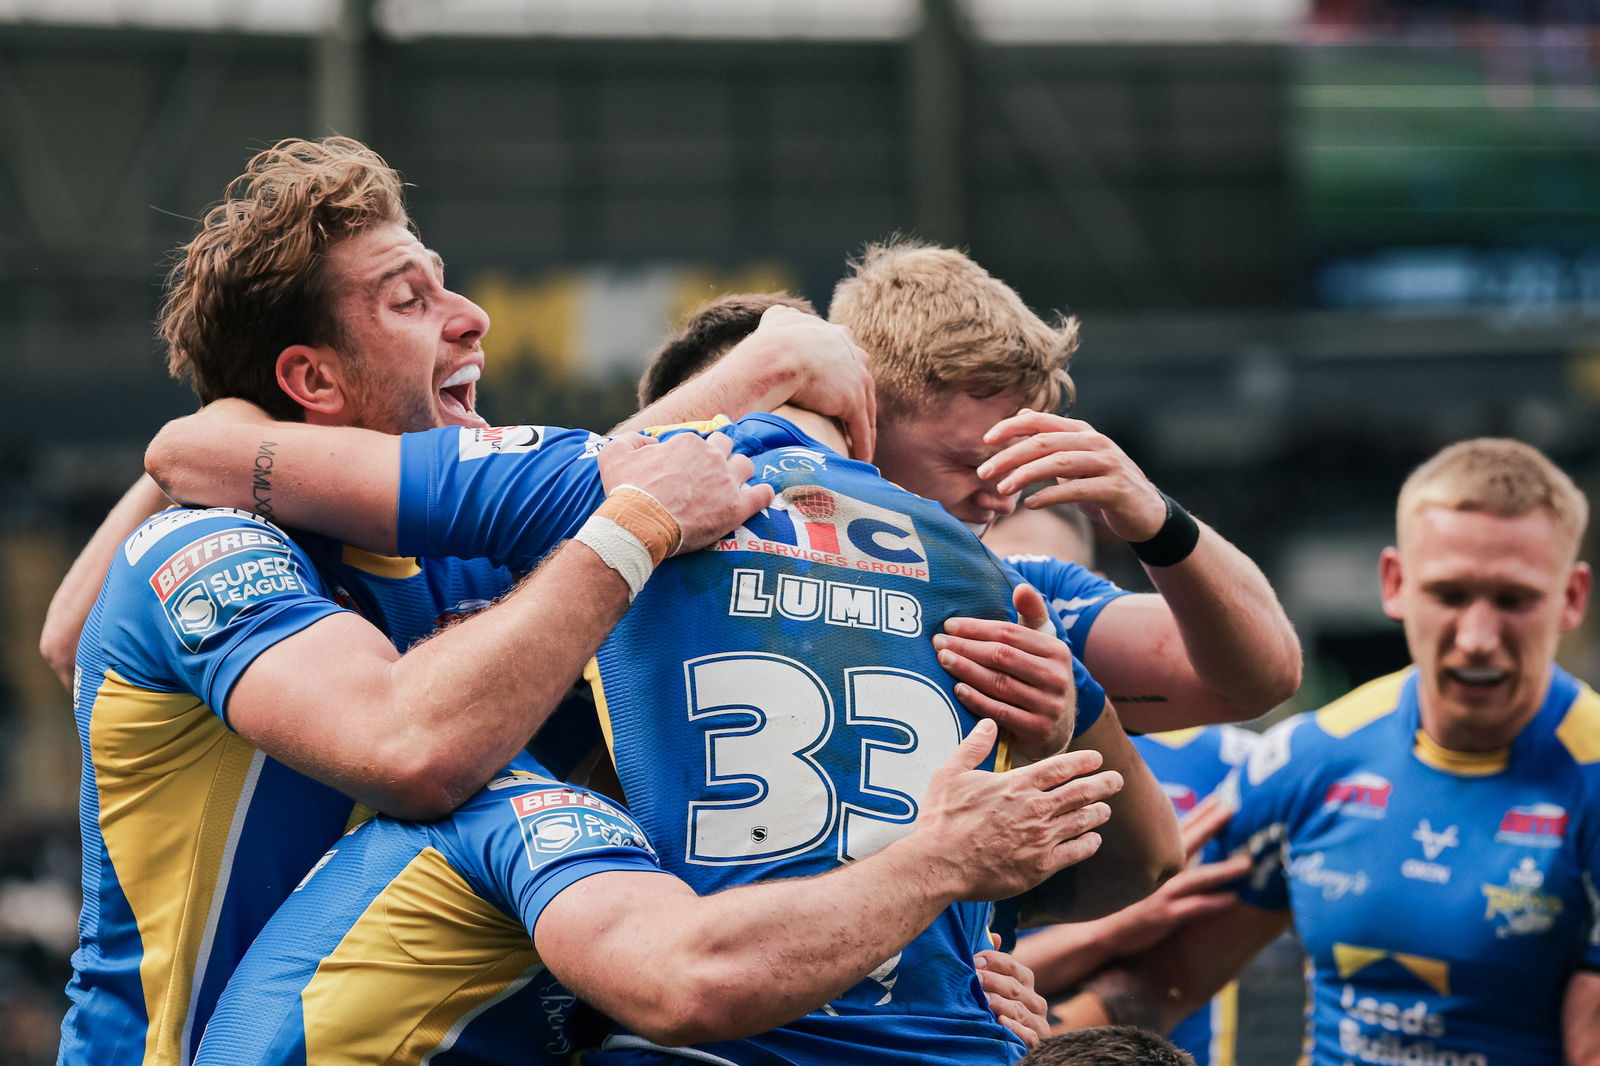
[158,136,410,420]
[1398,438,1589,559]
[639,292,818,406]
[828,239,1078,417]
[1018,1026,1195,1066]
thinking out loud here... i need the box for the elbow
[38,623,76,693]
[625,959,770,1046]
[144,428,185,500]
[1213,647,1303,724]
[361,745,484,822]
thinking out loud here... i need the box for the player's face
[323,222,491,434]
[1380,506,1590,749]
[874,391,1027,533]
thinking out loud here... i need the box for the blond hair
[158,137,410,420]
[1398,438,1589,559]
[828,240,1078,417]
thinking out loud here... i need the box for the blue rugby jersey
[583,413,1104,1066]
[64,479,575,1065]
[1218,667,1600,1066]
[1132,726,1257,1066]
[193,754,663,1066]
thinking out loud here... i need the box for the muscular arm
[982,411,1301,729]
[1058,898,1290,1035]
[232,542,630,819]
[1020,705,1184,926]
[40,474,171,688]
[537,723,1121,1046]
[1564,971,1600,1066]
[224,434,767,820]
[1012,798,1250,997]
[146,401,402,552]
[617,305,876,459]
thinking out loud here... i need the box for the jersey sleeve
[1212,714,1312,913]
[104,508,347,724]
[1003,556,1133,657]
[396,425,611,572]
[443,772,667,937]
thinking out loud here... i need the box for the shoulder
[1553,676,1600,769]
[118,506,301,575]
[1313,670,1411,740]
[447,764,655,863]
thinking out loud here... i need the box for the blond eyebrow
[370,251,444,296]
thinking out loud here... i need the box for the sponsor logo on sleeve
[1323,773,1392,819]
[1494,802,1568,848]
[123,507,272,565]
[458,425,547,461]
[148,528,308,651]
[759,446,831,480]
[510,789,655,868]
[711,486,930,582]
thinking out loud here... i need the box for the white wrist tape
[574,514,656,602]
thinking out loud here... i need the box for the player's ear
[277,344,352,419]
[1378,546,1405,622]
[1560,561,1591,631]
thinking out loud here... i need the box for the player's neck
[773,404,849,456]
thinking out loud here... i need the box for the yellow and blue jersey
[193,753,662,1066]
[585,413,1104,1066]
[1219,667,1600,1065]
[1132,726,1257,1066]
[62,497,546,1066]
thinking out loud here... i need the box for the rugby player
[636,247,1304,738]
[143,273,1189,1065]
[171,389,1176,1066]
[56,136,879,1066]
[987,501,1259,1066]
[1057,439,1600,1066]
[193,723,1114,1064]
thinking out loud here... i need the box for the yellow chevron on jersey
[341,545,422,579]
[302,847,536,1064]
[1333,944,1449,996]
[1314,671,1407,738]
[1556,682,1600,764]
[89,669,263,1065]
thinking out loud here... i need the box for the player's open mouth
[440,363,481,420]
[1445,666,1509,688]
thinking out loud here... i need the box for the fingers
[982,409,1081,448]
[1178,794,1233,862]
[942,717,1000,774]
[1167,853,1252,895]
[1013,584,1052,633]
[934,627,1067,694]
[1015,747,1105,789]
[597,432,653,456]
[1050,830,1103,869]
[975,951,1049,1045]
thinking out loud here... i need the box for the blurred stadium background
[2,0,1598,1059]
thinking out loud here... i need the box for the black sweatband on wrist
[1128,491,1200,567]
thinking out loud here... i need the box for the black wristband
[1128,491,1200,567]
